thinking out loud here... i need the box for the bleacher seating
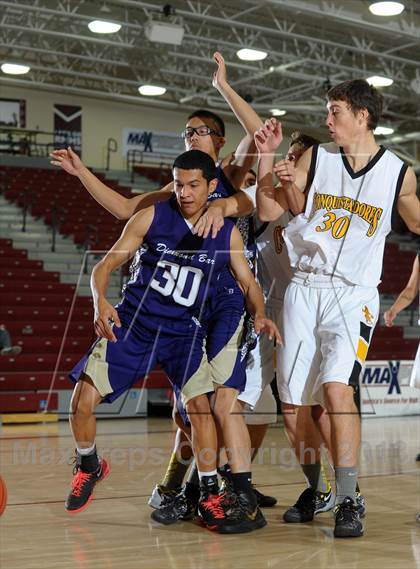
[2,166,127,251]
[0,165,418,416]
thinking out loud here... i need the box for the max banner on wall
[54,105,82,155]
[360,360,419,417]
[122,128,184,162]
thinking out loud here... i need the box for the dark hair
[188,109,225,137]
[327,79,383,130]
[289,131,320,150]
[173,150,216,183]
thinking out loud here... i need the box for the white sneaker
[315,488,336,514]
[148,484,180,509]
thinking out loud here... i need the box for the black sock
[185,481,200,501]
[78,449,99,473]
[232,472,252,494]
[356,482,360,493]
[200,474,219,494]
[218,463,233,483]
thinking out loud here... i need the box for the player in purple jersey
[51,53,269,528]
[65,150,280,534]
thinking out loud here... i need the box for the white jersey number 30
[151,261,204,307]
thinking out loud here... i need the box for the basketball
[0,476,7,516]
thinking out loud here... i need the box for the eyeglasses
[181,125,222,139]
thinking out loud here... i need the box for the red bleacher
[2,166,127,251]
[0,237,94,412]
[0,165,418,415]
[0,232,170,414]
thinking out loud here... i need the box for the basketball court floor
[1,414,419,569]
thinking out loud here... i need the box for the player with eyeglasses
[51,52,275,533]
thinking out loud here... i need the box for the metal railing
[158,161,172,186]
[0,170,8,195]
[20,189,37,233]
[50,204,67,252]
[106,138,118,171]
[82,224,99,274]
[126,149,144,183]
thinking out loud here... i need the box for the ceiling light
[374,126,394,135]
[145,21,184,45]
[270,109,287,116]
[367,75,394,87]
[138,85,166,96]
[88,20,121,34]
[1,63,30,75]
[369,2,405,16]
[236,48,267,61]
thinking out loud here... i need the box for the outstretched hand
[212,51,228,89]
[254,316,282,344]
[384,308,396,327]
[254,118,283,155]
[94,298,121,342]
[273,156,296,187]
[193,205,225,239]
[50,146,84,176]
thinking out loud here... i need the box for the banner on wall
[54,104,82,155]
[360,360,419,417]
[0,98,26,127]
[122,128,184,160]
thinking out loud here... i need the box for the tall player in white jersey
[255,78,420,538]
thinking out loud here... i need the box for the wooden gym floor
[1,415,419,569]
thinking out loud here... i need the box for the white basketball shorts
[410,342,420,389]
[277,272,379,406]
[239,302,281,425]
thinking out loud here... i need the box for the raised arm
[273,146,313,215]
[229,226,281,342]
[212,52,263,187]
[384,254,419,326]
[194,190,254,238]
[91,206,154,341]
[50,146,172,220]
[397,167,420,234]
[255,120,289,222]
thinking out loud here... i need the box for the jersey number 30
[315,212,350,239]
[150,261,204,307]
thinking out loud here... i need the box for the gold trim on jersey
[180,353,213,405]
[84,340,113,397]
[356,338,369,363]
[209,316,245,386]
[313,192,383,237]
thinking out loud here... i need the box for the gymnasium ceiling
[1,0,420,159]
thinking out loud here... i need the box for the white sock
[77,443,96,456]
[198,469,217,479]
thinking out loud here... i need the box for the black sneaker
[198,489,229,530]
[217,490,267,534]
[151,488,197,525]
[314,488,335,514]
[65,458,109,513]
[334,496,363,538]
[283,487,316,523]
[148,484,181,509]
[253,486,277,508]
[355,491,366,518]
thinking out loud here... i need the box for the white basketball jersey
[243,185,293,302]
[284,143,407,287]
[255,216,293,302]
